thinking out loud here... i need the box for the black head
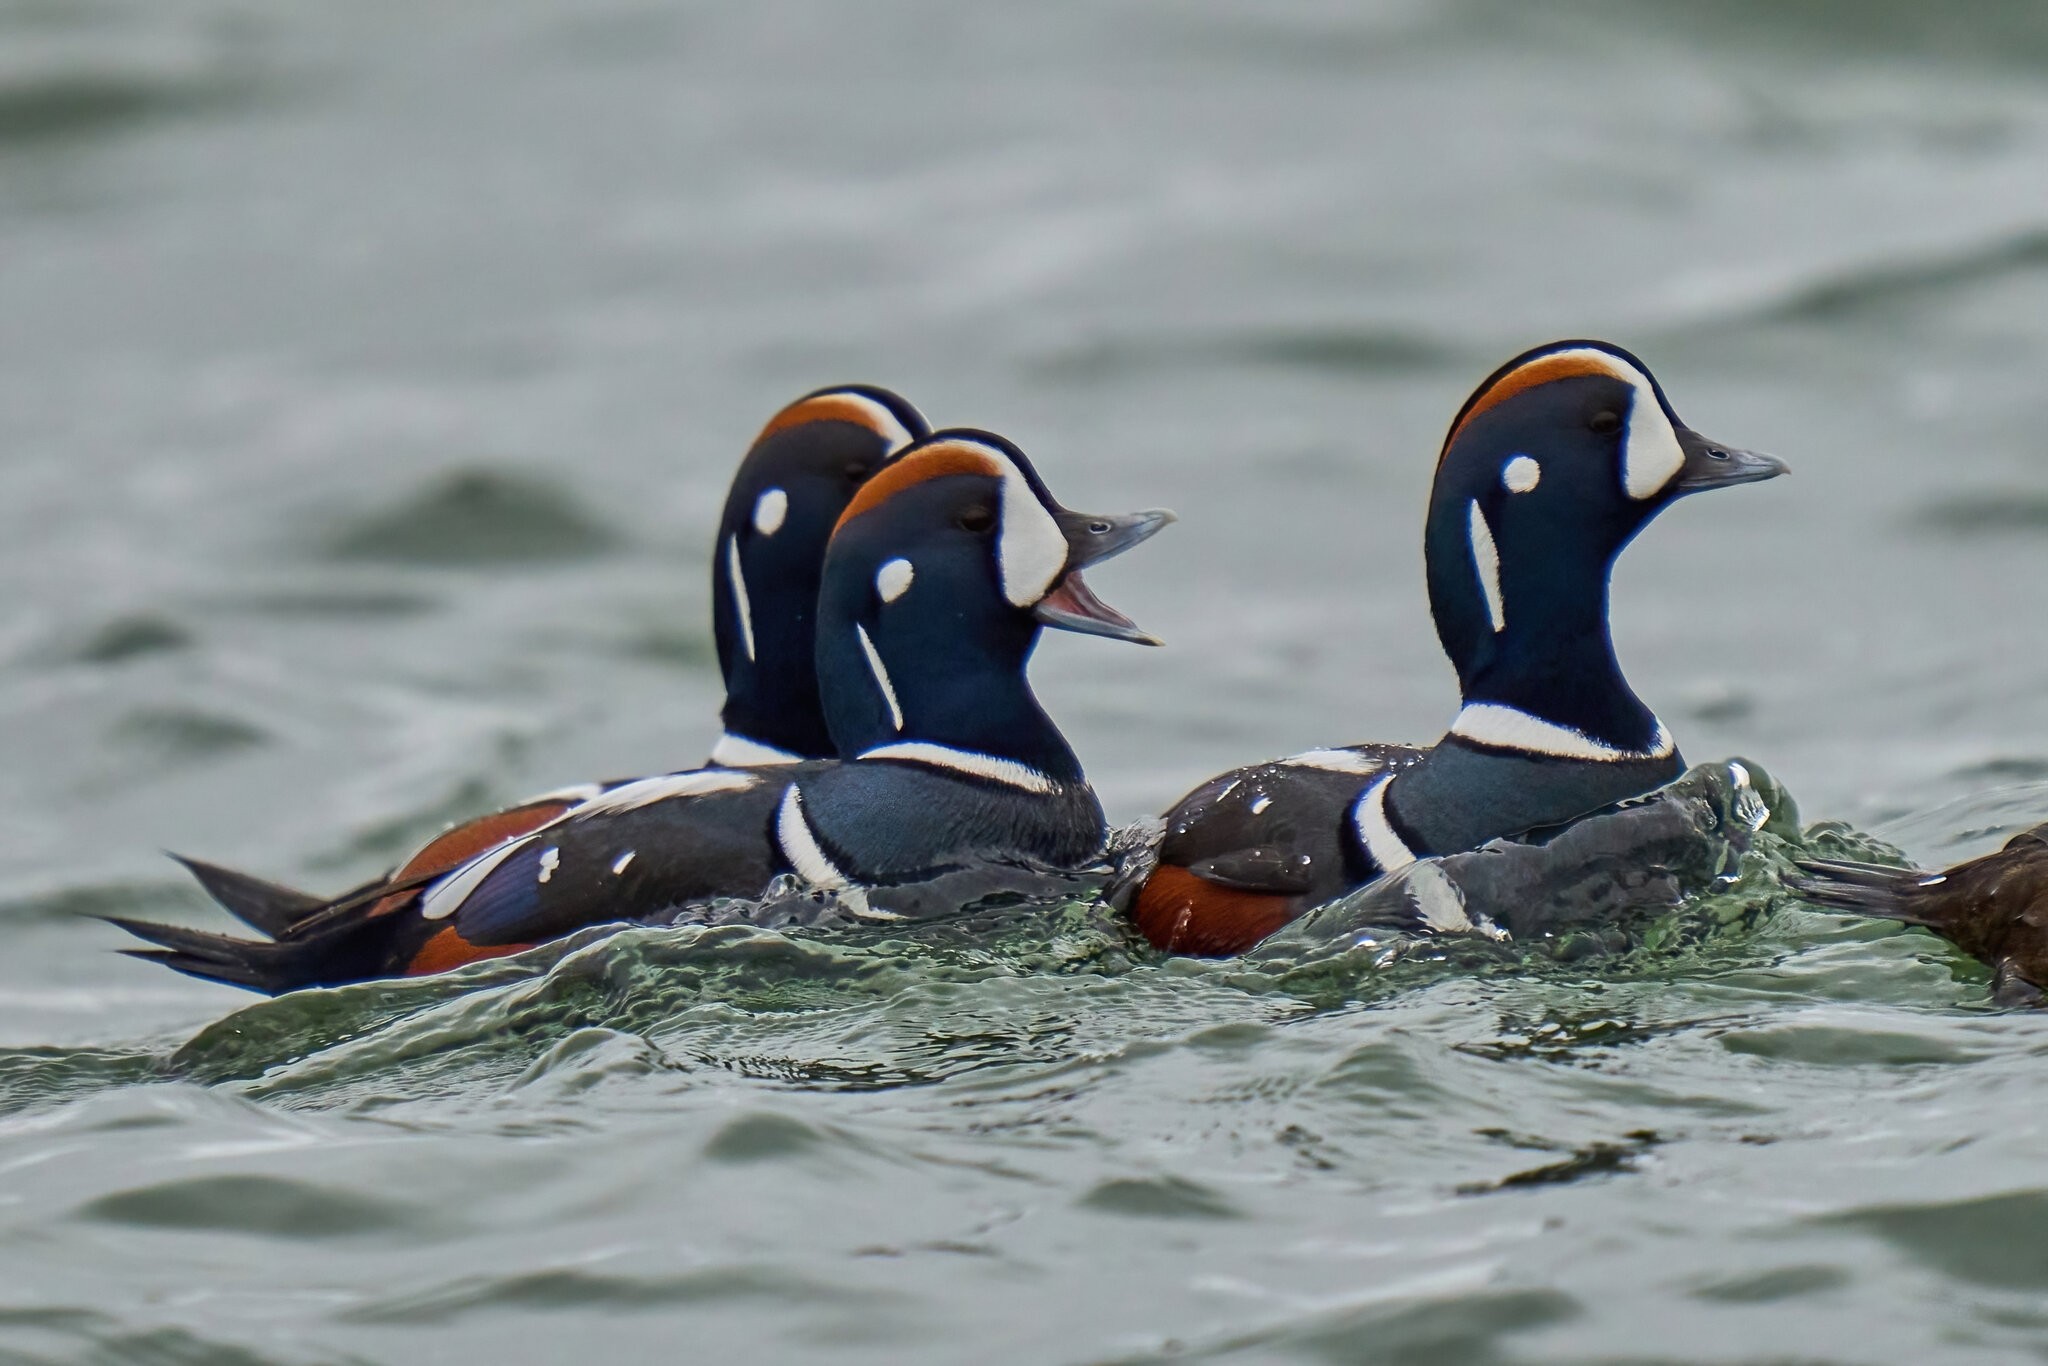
[711,385,930,764]
[816,429,1174,777]
[1425,340,1786,686]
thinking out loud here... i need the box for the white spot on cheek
[876,557,914,603]
[1468,499,1504,634]
[536,846,561,884]
[753,487,787,535]
[611,851,636,875]
[1502,455,1541,493]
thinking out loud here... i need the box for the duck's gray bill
[1674,428,1788,493]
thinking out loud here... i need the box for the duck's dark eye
[1589,410,1622,435]
[843,461,872,481]
[956,505,996,534]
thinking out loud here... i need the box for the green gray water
[6,1,2048,1361]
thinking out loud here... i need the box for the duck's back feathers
[1118,743,1425,955]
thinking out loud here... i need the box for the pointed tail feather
[100,914,390,996]
[101,916,296,993]
[167,854,327,937]
[1787,858,1938,925]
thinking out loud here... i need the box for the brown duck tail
[1787,858,1942,927]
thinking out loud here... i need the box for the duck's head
[817,429,1174,767]
[712,385,930,765]
[1426,340,1786,679]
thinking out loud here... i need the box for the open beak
[1673,428,1789,494]
[1032,507,1175,645]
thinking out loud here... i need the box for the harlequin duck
[709,385,929,766]
[112,430,1173,992]
[161,385,929,946]
[1794,833,2048,1006]
[1121,340,1787,956]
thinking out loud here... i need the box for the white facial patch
[1468,499,1505,634]
[856,624,903,732]
[826,391,919,456]
[1621,388,1685,500]
[753,487,788,536]
[1506,346,1685,501]
[881,436,1066,607]
[1502,455,1541,493]
[726,535,755,662]
[990,454,1067,608]
[876,557,914,604]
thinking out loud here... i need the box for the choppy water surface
[7,1,2048,1360]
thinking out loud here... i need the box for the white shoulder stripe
[726,534,756,662]
[1283,747,1386,775]
[420,835,535,922]
[708,733,803,768]
[571,769,758,819]
[1449,703,1674,762]
[775,785,852,889]
[1353,775,1417,874]
[856,742,1058,794]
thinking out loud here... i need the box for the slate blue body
[114,428,1171,992]
[1125,341,1787,956]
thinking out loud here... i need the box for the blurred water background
[6,1,2048,1361]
